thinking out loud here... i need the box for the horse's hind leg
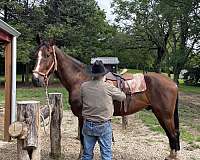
[152,100,180,160]
[157,117,179,160]
[78,117,84,159]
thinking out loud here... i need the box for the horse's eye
[47,54,50,58]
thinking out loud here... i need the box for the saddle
[105,72,147,113]
[105,72,135,94]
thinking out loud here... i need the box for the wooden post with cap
[49,93,63,159]
[9,101,41,160]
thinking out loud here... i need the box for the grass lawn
[0,86,70,110]
[138,108,200,148]
[178,84,200,94]
[126,69,143,74]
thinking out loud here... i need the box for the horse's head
[32,36,57,87]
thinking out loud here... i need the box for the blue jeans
[81,120,112,160]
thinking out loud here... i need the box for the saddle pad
[124,73,146,94]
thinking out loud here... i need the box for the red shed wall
[0,29,12,42]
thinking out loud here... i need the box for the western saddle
[105,72,133,113]
[105,72,132,94]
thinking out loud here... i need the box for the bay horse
[32,41,180,160]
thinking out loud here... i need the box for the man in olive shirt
[81,60,126,160]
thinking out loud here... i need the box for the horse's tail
[174,93,179,130]
[174,93,180,151]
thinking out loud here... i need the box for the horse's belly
[113,93,150,116]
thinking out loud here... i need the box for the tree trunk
[154,47,165,73]
[25,63,29,84]
[22,64,25,83]
[173,65,181,85]
[3,5,8,22]
[173,15,189,84]
[22,74,25,83]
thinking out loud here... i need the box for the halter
[33,45,57,134]
[33,45,58,85]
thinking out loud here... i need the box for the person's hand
[106,80,114,85]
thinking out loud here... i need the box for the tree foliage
[112,0,200,82]
[0,0,199,84]
[0,0,116,66]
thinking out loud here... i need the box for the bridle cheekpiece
[33,45,57,85]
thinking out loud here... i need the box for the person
[81,60,126,160]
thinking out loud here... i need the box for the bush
[183,67,200,86]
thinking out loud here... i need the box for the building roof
[0,19,20,37]
[91,57,119,64]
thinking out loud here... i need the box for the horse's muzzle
[32,74,44,87]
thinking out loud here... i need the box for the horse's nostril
[32,75,44,87]
[32,76,39,87]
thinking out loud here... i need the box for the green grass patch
[178,84,200,94]
[179,105,200,132]
[0,90,4,104]
[111,117,121,124]
[180,127,197,144]
[138,107,200,145]
[138,110,164,134]
[0,74,23,82]
[127,69,142,74]
[0,86,70,110]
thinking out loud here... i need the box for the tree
[0,0,116,83]
[0,0,47,83]
[112,0,199,82]
[163,0,199,83]
[112,0,173,72]
[43,0,114,63]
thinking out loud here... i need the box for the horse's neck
[54,47,88,91]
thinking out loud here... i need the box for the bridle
[33,45,58,85]
[33,45,58,133]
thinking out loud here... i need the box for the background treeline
[0,0,199,85]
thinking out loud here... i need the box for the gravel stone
[0,110,200,160]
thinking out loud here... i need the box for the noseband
[33,45,57,84]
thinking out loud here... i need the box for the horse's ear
[49,39,55,46]
[36,33,42,45]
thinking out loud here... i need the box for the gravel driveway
[0,109,200,160]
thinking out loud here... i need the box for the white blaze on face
[33,50,42,78]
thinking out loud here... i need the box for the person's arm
[109,84,126,101]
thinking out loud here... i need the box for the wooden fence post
[122,116,128,129]
[49,93,63,159]
[16,101,40,160]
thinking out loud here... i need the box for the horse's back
[144,72,178,92]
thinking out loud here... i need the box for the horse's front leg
[78,117,84,159]
[165,149,179,160]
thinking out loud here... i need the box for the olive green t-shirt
[81,80,126,122]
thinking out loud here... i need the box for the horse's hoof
[165,157,180,160]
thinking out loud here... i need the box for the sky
[96,0,115,23]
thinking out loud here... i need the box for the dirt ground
[0,92,200,160]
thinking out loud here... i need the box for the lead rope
[45,81,52,126]
[40,46,57,135]
[40,77,52,135]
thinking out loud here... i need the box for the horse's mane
[55,46,86,70]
